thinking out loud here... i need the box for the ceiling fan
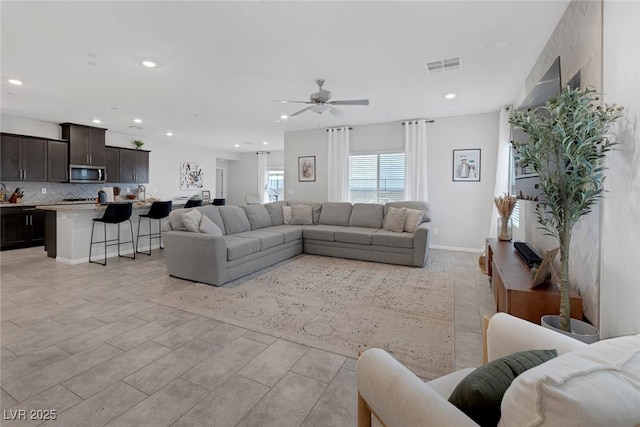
[275,79,369,117]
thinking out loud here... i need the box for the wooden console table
[485,238,582,324]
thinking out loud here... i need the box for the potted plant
[133,139,144,149]
[509,86,623,336]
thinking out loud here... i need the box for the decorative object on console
[298,156,316,182]
[133,139,144,149]
[494,194,516,241]
[453,149,481,182]
[509,86,624,333]
[180,162,203,190]
[201,190,210,200]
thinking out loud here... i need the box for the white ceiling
[1,1,569,153]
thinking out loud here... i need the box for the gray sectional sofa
[162,201,431,286]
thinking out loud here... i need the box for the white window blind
[512,200,520,228]
[349,153,405,203]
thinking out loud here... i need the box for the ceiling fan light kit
[275,79,370,117]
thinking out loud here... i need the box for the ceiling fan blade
[290,106,314,117]
[327,99,370,106]
[274,100,313,104]
[329,107,343,116]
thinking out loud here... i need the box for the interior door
[215,168,225,198]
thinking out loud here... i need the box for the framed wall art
[453,149,481,182]
[180,162,204,190]
[201,190,211,200]
[298,156,316,182]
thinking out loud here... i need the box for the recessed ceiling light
[134,118,142,123]
[142,61,156,68]
[482,40,508,51]
[234,144,240,148]
[92,119,102,124]
[263,141,268,145]
[280,115,288,120]
[445,93,456,100]
[165,132,173,136]
[8,79,23,85]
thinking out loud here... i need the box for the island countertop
[36,202,154,212]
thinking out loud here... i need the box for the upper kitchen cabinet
[1,133,47,182]
[105,146,120,183]
[119,148,149,183]
[60,123,106,166]
[47,140,69,182]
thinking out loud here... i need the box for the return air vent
[128,125,144,130]
[426,56,461,73]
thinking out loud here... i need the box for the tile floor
[0,247,495,426]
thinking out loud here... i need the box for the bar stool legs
[136,217,164,255]
[89,219,136,266]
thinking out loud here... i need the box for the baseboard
[430,245,483,254]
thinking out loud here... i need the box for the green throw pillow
[448,349,558,427]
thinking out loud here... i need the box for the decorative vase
[541,315,600,344]
[497,217,512,241]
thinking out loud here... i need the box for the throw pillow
[383,206,407,233]
[282,206,292,224]
[448,349,558,427]
[199,214,223,236]
[404,208,425,233]
[182,209,203,233]
[290,205,313,225]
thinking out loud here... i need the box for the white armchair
[356,313,640,427]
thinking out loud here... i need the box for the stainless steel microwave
[69,165,107,183]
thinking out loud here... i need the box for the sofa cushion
[303,225,345,242]
[267,225,304,243]
[263,201,287,226]
[404,208,425,233]
[288,200,322,224]
[372,230,414,248]
[290,205,313,225]
[335,227,375,245]
[449,349,557,427]
[223,236,260,260]
[349,203,384,229]
[234,230,284,251]
[385,201,431,222]
[241,205,273,230]
[318,202,353,226]
[181,209,203,233]
[199,215,223,236]
[218,206,251,234]
[167,208,196,231]
[383,206,407,233]
[198,206,226,234]
[499,334,640,427]
[282,206,292,224]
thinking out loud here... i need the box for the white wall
[284,113,498,251]
[600,0,640,337]
[0,115,238,201]
[227,150,284,206]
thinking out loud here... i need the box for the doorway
[215,167,226,199]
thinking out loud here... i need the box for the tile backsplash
[1,182,140,202]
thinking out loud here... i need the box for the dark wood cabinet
[47,140,69,182]
[105,146,120,183]
[118,148,149,183]
[60,123,106,166]
[1,134,47,182]
[0,207,45,250]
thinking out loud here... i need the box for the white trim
[430,244,483,253]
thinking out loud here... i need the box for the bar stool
[136,200,172,255]
[184,199,203,208]
[212,198,226,206]
[89,202,135,266]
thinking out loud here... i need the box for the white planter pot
[541,315,600,344]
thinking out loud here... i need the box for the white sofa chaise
[356,313,640,427]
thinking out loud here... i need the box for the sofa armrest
[487,313,586,361]
[413,222,431,266]
[163,231,228,286]
[356,349,478,427]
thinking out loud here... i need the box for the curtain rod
[326,127,353,132]
[402,119,435,125]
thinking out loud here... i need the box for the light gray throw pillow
[383,206,407,233]
[199,215,223,236]
[290,205,313,225]
[182,209,203,233]
[404,208,425,233]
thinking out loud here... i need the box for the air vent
[426,56,461,73]
[128,125,144,130]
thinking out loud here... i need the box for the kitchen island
[37,202,158,265]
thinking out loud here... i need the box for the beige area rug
[153,253,455,379]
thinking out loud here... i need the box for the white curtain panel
[489,107,513,238]
[257,151,269,203]
[327,127,350,202]
[404,120,429,202]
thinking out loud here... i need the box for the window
[267,170,284,202]
[349,153,405,203]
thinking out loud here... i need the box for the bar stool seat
[212,198,226,206]
[184,199,203,208]
[89,202,135,266]
[136,200,172,255]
